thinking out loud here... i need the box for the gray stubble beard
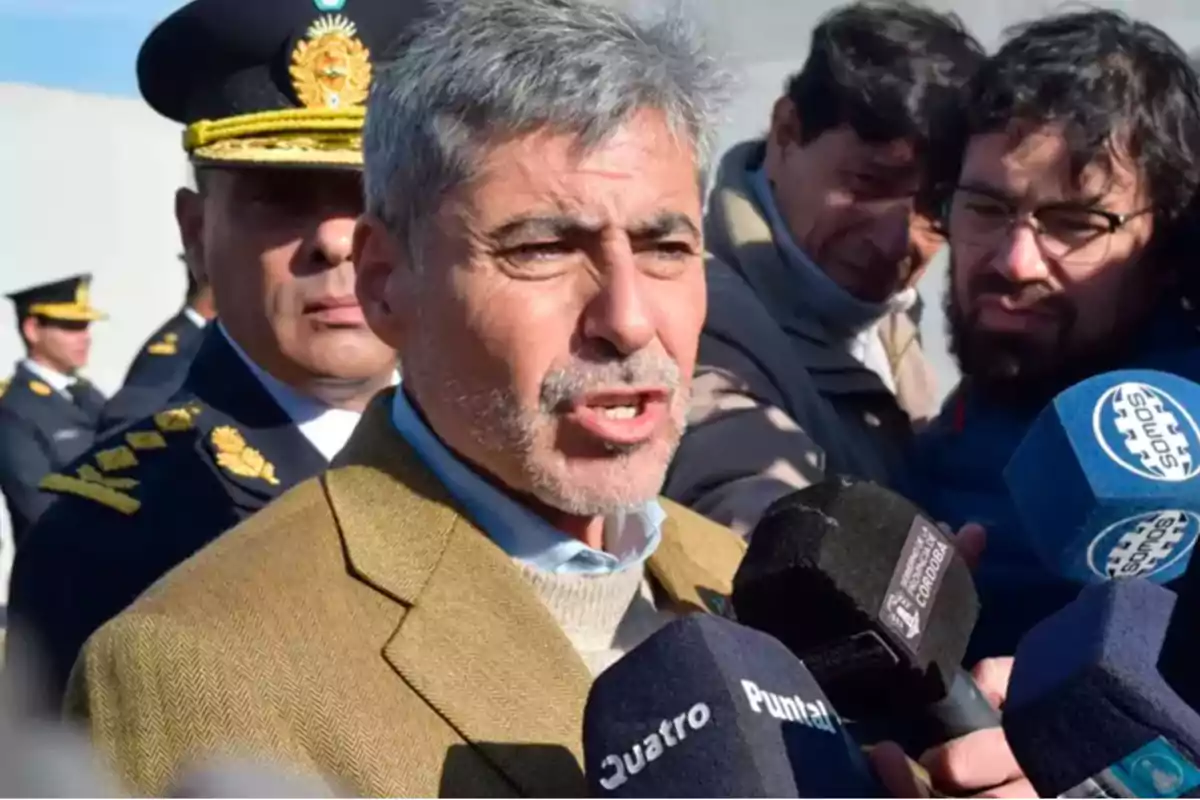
[418,344,689,517]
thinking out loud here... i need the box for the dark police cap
[137,0,430,169]
[6,274,106,323]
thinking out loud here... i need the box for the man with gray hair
[66,0,746,795]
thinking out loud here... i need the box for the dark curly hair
[785,1,984,155]
[930,10,1200,267]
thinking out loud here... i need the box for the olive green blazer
[67,390,747,797]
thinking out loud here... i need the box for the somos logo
[1093,382,1200,482]
[1087,509,1200,580]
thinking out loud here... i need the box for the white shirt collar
[183,307,209,329]
[216,323,361,461]
[21,359,74,395]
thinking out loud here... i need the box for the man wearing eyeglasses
[907,10,1200,661]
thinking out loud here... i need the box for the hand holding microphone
[866,660,1030,798]
[913,657,1032,798]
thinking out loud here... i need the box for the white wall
[0,83,189,396]
[0,83,188,599]
[7,0,1200,398]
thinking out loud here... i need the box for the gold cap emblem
[289,15,372,110]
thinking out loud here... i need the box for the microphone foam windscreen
[1005,579,1200,798]
[583,614,880,798]
[1161,536,1200,710]
[732,478,978,720]
[1004,370,1200,584]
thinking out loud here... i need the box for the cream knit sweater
[516,561,678,676]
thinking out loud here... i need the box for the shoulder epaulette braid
[38,403,201,514]
[147,332,179,356]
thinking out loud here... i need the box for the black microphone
[582,614,883,797]
[732,477,999,752]
[1005,579,1200,798]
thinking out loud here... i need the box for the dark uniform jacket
[6,329,326,701]
[121,309,205,389]
[0,364,105,545]
[99,310,205,434]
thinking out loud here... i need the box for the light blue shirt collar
[390,388,664,575]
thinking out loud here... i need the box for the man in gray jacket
[669,1,984,534]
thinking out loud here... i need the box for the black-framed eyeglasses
[945,185,1153,266]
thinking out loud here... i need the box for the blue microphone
[1004,579,1200,798]
[583,614,882,798]
[1004,370,1200,585]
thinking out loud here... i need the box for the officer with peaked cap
[0,275,107,545]
[7,0,417,703]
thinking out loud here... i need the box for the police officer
[7,0,411,701]
[122,256,214,391]
[97,254,214,434]
[0,275,107,544]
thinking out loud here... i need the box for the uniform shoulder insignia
[147,332,180,355]
[0,378,8,398]
[39,407,200,514]
[210,425,280,486]
[95,445,139,472]
[40,466,141,515]
[41,442,147,514]
[125,430,168,451]
[28,380,52,396]
[154,403,201,433]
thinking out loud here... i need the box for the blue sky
[0,0,179,96]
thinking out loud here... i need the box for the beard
[945,263,1146,412]
[409,337,688,517]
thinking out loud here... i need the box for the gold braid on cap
[182,14,371,167]
[184,108,366,166]
[29,280,106,322]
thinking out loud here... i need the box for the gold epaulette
[0,378,8,398]
[147,332,179,356]
[38,403,202,514]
